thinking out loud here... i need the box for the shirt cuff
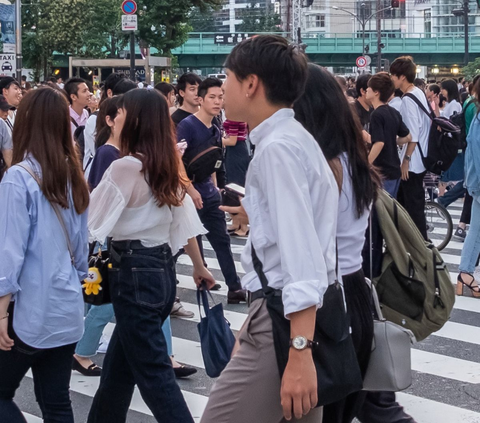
[282,279,328,319]
[0,276,21,297]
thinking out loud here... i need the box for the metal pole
[376,0,382,71]
[130,31,135,81]
[464,0,469,65]
[362,21,365,55]
[15,0,22,82]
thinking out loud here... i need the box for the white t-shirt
[399,87,431,174]
[337,153,370,276]
[389,96,402,112]
[441,100,462,119]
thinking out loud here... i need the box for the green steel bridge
[171,32,480,68]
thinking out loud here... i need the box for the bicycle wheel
[425,201,453,251]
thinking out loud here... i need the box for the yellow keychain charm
[83,267,103,296]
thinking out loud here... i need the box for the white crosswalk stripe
[15,201,480,423]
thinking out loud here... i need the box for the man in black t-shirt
[366,72,412,198]
[171,73,202,127]
[353,73,373,132]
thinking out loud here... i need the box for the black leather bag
[251,247,363,407]
[184,136,223,183]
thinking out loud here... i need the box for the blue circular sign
[122,0,137,15]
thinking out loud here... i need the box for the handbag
[251,246,363,407]
[196,285,236,378]
[363,278,414,392]
[82,243,111,306]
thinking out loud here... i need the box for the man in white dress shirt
[201,35,339,423]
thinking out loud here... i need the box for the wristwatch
[289,336,317,351]
[405,155,412,162]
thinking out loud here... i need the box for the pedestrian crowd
[0,35,478,423]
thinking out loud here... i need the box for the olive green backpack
[374,189,455,342]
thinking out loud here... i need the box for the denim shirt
[0,158,88,348]
[465,115,480,197]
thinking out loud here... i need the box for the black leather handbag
[251,246,363,407]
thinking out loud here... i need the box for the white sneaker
[96,336,110,354]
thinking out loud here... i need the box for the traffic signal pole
[464,0,469,65]
[376,0,382,71]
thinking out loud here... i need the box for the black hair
[355,73,371,97]
[21,75,26,81]
[155,82,175,98]
[390,56,416,84]
[427,84,440,96]
[95,96,122,150]
[293,64,380,218]
[225,35,308,106]
[346,88,357,99]
[176,73,202,105]
[440,79,460,103]
[112,79,137,96]
[439,94,447,109]
[197,77,223,99]
[64,78,87,105]
[414,78,426,89]
[394,88,403,98]
[49,76,57,83]
[100,72,126,104]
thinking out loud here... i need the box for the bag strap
[70,116,79,128]
[16,163,76,266]
[196,283,216,317]
[401,93,430,161]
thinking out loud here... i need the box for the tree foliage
[237,3,281,33]
[462,58,480,81]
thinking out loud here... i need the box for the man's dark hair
[197,77,222,99]
[368,72,395,103]
[440,79,460,103]
[155,82,175,98]
[112,79,137,96]
[390,56,416,84]
[176,72,202,105]
[224,35,308,106]
[49,76,57,83]
[428,83,440,96]
[355,73,371,97]
[414,78,426,90]
[100,72,126,104]
[21,75,26,81]
[64,77,87,105]
[394,88,403,98]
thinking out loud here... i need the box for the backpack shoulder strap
[403,92,435,120]
[70,116,79,128]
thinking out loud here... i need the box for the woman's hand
[193,266,216,290]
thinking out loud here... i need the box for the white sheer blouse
[88,156,206,253]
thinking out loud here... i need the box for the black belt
[247,289,282,306]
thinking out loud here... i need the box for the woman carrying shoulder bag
[294,64,381,423]
[86,89,215,423]
[0,87,90,422]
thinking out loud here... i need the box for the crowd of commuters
[0,36,479,423]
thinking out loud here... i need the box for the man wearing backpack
[177,78,245,304]
[64,78,91,147]
[390,56,431,240]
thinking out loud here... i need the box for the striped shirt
[223,120,248,142]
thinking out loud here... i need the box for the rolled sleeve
[260,142,334,317]
[0,180,30,297]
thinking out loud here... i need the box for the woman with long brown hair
[0,87,89,422]
[86,89,215,423]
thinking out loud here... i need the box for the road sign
[364,55,372,66]
[121,0,137,15]
[0,53,16,77]
[122,14,138,31]
[356,56,367,68]
[214,33,251,45]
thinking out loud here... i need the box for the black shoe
[174,365,197,378]
[210,283,222,291]
[72,357,102,377]
[454,227,467,242]
[227,289,247,304]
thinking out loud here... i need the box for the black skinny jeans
[0,305,76,423]
[87,241,193,423]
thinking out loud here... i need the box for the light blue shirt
[465,115,480,197]
[0,158,88,348]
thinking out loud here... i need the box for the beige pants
[201,299,323,423]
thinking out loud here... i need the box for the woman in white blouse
[86,89,215,423]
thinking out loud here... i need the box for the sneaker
[170,298,194,318]
[454,227,467,242]
[96,336,109,354]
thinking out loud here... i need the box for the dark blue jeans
[197,191,242,292]
[437,180,466,208]
[0,305,76,423]
[87,241,193,423]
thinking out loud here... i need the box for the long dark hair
[117,89,186,207]
[12,87,89,214]
[294,64,380,217]
[95,96,121,149]
[441,79,460,103]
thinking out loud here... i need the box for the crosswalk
[16,201,480,423]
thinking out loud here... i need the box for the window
[316,14,325,28]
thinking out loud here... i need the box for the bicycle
[424,173,453,251]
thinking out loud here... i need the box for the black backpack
[183,135,223,183]
[71,117,86,163]
[403,93,461,175]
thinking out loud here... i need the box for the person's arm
[401,142,417,181]
[2,149,12,167]
[183,238,215,289]
[223,135,238,147]
[396,116,412,146]
[432,95,440,117]
[0,177,31,351]
[397,133,412,146]
[368,142,384,164]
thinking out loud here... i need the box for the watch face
[292,336,307,350]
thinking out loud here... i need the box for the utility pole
[130,32,135,82]
[376,0,382,71]
[15,0,22,83]
[453,0,469,65]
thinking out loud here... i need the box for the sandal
[456,273,480,298]
[230,230,250,238]
[72,356,102,377]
